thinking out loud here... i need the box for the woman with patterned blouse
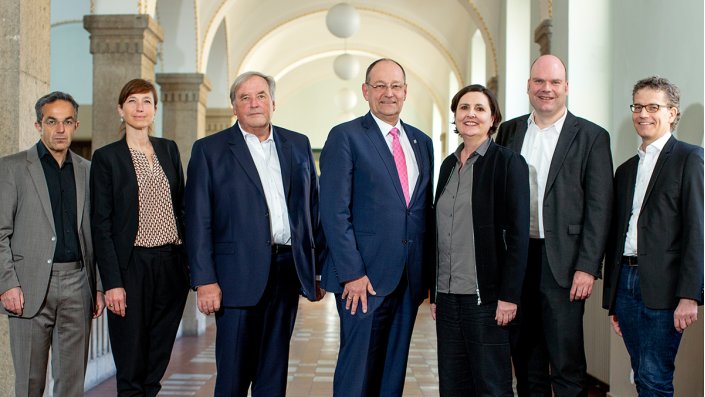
[90,79,190,397]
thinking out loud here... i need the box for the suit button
[402,240,408,245]
[265,240,271,245]
[265,212,269,217]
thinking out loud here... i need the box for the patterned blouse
[129,148,181,247]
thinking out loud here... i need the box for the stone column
[0,0,51,393]
[83,14,163,151]
[155,73,212,169]
[155,73,211,336]
[534,19,553,55]
[0,0,50,156]
[206,107,235,136]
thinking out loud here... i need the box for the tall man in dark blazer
[496,55,613,396]
[0,92,104,396]
[185,71,325,397]
[603,76,703,396]
[320,58,434,397]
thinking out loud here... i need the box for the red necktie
[389,127,410,206]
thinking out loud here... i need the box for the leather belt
[272,244,292,255]
[622,256,638,267]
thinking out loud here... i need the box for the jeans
[614,264,683,397]
[436,293,513,397]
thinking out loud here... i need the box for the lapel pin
[413,139,417,144]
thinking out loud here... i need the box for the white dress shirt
[241,125,291,245]
[520,109,567,238]
[623,132,672,256]
[370,113,420,199]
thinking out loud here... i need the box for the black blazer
[90,137,186,290]
[603,136,704,312]
[496,112,614,287]
[430,139,530,305]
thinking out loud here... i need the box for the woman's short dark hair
[450,84,502,135]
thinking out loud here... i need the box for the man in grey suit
[496,55,613,396]
[603,76,703,396]
[0,92,104,396]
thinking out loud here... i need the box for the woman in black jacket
[91,79,190,396]
[431,84,529,396]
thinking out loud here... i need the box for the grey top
[436,138,490,294]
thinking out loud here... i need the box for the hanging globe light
[335,87,358,111]
[326,3,360,39]
[333,53,360,80]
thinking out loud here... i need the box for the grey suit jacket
[496,111,614,287]
[603,136,704,311]
[0,143,99,318]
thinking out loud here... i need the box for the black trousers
[436,293,513,397]
[108,245,190,397]
[510,239,587,397]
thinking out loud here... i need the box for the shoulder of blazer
[567,111,609,137]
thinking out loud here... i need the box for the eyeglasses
[630,104,671,113]
[366,82,406,93]
[42,119,76,128]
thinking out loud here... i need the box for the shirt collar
[638,131,671,158]
[370,112,403,136]
[239,122,273,143]
[36,140,72,164]
[527,107,568,133]
[453,137,491,162]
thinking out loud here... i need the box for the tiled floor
[85,295,606,396]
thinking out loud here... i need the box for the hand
[341,275,376,315]
[93,291,106,318]
[430,303,436,321]
[196,283,222,315]
[314,280,326,302]
[609,315,622,337]
[495,300,517,326]
[570,270,595,301]
[105,288,127,317]
[674,298,698,333]
[0,287,24,315]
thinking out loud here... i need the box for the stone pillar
[155,73,212,169]
[0,1,51,393]
[155,73,211,336]
[83,14,163,151]
[0,0,50,156]
[206,107,235,136]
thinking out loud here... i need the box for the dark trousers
[108,245,190,397]
[332,274,418,397]
[511,239,587,397]
[436,293,513,397]
[214,250,300,397]
[614,264,682,397]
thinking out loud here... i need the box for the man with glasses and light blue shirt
[603,76,703,396]
[320,58,434,397]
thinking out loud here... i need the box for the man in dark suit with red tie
[320,58,434,397]
[185,71,325,397]
[603,76,703,396]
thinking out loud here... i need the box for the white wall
[607,1,704,396]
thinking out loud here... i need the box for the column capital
[83,14,163,63]
[156,73,212,107]
[534,18,553,56]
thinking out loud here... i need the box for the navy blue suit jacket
[320,112,434,305]
[185,123,325,306]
